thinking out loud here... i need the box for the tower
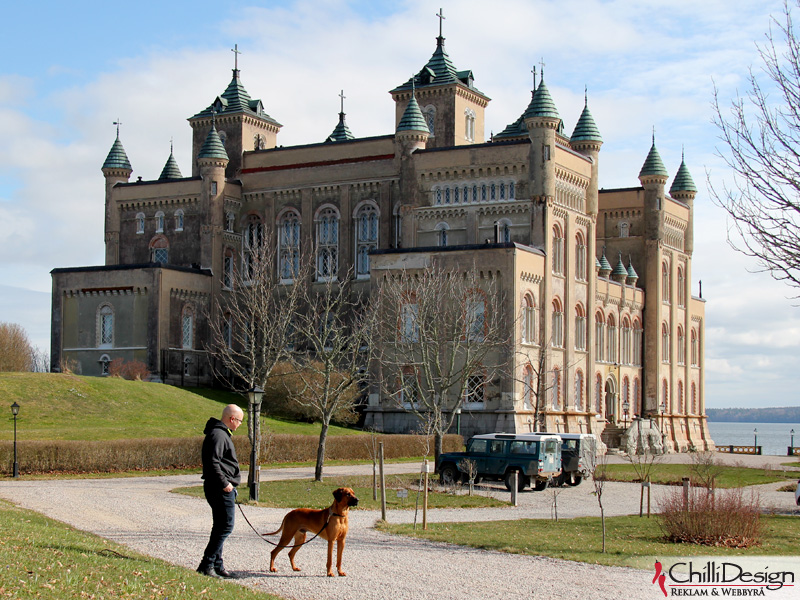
[101,124,133,266]
[197,120,229,274]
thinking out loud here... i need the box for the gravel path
[0,461,797,600]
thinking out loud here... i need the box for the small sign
[421,461,434,473]
[642,481,651,488]
[396,489,408,498]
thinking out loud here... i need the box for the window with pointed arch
[622,376,630,415]
[355,202,379,277]
[435,222,449,247]
[223,248,234,290]
[226,211,236,233]
[551,298,564,348]
[181,306,194,350]
[661,322,670,363]
[607,313,617,364]
[279,210,301,282]
[595,373,603,414]
[423,105,436,137]
[633,319,643,366]
[222,313,233,350]
[552,224,564,275]
[175,209,184,232]
[574,304,586,351]
[496,218,512,243]
[662,379,669,413]
[464,108,476,141]
[677,326,685,365]
[619,221,630,238]
[678,380,685,414]
[150,236,169,264]
[633,377,641,416]
[662,262,670,303]
[246,216,264,249]
[466,290,486,342]
[523,364,534,410]
[621,317,632,365]
[691,382,697,414]
[522,294,536,345]
[677,266,686,307]
[399,294,419,343]
[99,354,111,376]
[136,212,145,234]
[155,210,165,233]
[97,304,114,348]
[691,329,698,366]
[551,366,561,409]
[400,366,420,407]
[595,310,605,362]
[575,231,587,281]
[316,206,339,281]
[575,369,584,410]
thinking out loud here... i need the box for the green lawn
[0,499,283,599]
[0,372,359,441]
[377,514,800,569]
[600,462,798,488]
[173,475,508,510]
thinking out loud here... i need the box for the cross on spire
[231,44,241,71]
[339,89,346,114]
[113,119,122,138]
[436,8,445,38]
[531,66,536,92]
[539,58,546,81]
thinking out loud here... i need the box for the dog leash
[237,502,341,548]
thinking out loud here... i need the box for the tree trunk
[434,430,444,464]
[315,420,329,481]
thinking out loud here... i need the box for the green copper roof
[191,70,281,127]
[670,156,697,194]
[391,37,485,97]
[159,150,183,180]
[523,79,560,121]
[102,136,132,171]
[599,252,612,273]
[595,255,601,268]
[198,124,229,160]
[627,259,639,281]
[613,254,628,277]
[496,90,536,140]
[326,112,355,143]
[571,98,602,143]
[639,139,669,179]
[397,94,430,133]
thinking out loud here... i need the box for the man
[197,404,244,578]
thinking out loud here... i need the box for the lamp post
[791,429,795,449]
[753,428,758,450]
[659,400,666,449]
[11,402,19,478]
[622,400,630,429]
[455,407,461,436]
[247,386,264,502]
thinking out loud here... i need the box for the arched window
[279,210,301,281]
[175,209,184,232]
[662,379,669,413]
[99,354,111,376]
[435,222,449,247]
[316,207,339,281]
[552,224,564,275]
[422,105,436,136]
[662,262,670,303]
[691,329,698,366]
[246,216,264,249]
[633,378,641,416]
[355,203,379,277]
[595,311,605,362]
[621,317,632,365]
[633,319,643,366]
[622,376,630,415]
[691,383,697,414]
[466,290,486,342]
[464,108,476,141]
[662,322,670,363]
[677,326,685,365]
[223,248,234,290]
[400,366,419,406]
[523,294,536,345]
[155,211,165,233]
[150,236,169,264]
[551,298,563,348]
[595,373,603,414]
[226,211,236,232]
[98,304,114,348]
[400,296,419,343]
[223,313,232,349]
[678,380,684,414]
[523,365,534,410]
[619,221,630,238]
[575,232,587,281]
[677,266,686,307]
[575,370,584,410]
[182,306,193,350]
[606,314,617,364]
[551,366,561,409]
[136,212,145,234]
[574,304,586,351]
[495,219,512,243]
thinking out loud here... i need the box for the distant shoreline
[706,406,800,423]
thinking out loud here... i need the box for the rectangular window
[182,314,193,349]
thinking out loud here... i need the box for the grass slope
[0,372,359,441]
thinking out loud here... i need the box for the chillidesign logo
[653,561,668,597]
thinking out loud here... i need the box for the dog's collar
[328,508,346,519]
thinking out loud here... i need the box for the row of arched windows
[431,180,517,206]
[661,323,700,366]
[662,261,687,306]
[136,209,184,235]
[661,379,700,415]
[551,226,588,281]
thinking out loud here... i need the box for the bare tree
[516,333,561,433]
[711,1,800,292]
[623,437,664,517]
[0,322,35,372]
[588,448,609,553]
[290,266,376,481]
[373,260,512,462]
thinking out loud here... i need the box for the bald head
[221,404,244,431]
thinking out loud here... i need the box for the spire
[102,121,132,171]
[612,252,628,281]
[523,71,560,121]
[570,89,602,144]
[598,249,612,278]
[326,90,355,142]
[638,132,669,180]
[159,140,183,180]
[198,116,229,161]
[626,256,639,285]
[670,148,697,195]
[397,81,430,133]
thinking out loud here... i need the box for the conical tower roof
[198,124,229,160]
[599,251,612,274]
[159,147,183,180]
[397,93,430,133]
[191,69,281,127]
[627,258,639,282]
[613,253,628,278]
[523,77,560,121]
[571,96,602,143]
[670,153,697,194]
[639,137,669,179]
[102,135,132,171]
[326,111,354,143]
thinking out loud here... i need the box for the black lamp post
[622,400,630,429]
[791,428,795,449]
[754,428,758,449]
[11,402,19,478]
[455,407,461,436]
[247,386,264,502]
[659,400,666,449]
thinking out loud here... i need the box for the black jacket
[201,417,241,489]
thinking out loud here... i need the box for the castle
[50,27,713,451]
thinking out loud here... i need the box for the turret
[612,253,628,283]
[638,134,669,241]
[158,142,183,180]
[395,83,430,155]
[570,91,603,215]
[197,121,229,271]
[325,90,355,143]
[102,125,133,265]
[669,151,697,254]
[598,250,612,279]
[524,72,561,200]
[626,257,639,287]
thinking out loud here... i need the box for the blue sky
[0,0,797,409]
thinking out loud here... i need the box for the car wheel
[504,471,526,491]
[533,478,549,491]
[568,474,582,487]
[440,464,460,485]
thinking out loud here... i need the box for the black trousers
[201,483,236,568]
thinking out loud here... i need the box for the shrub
[0,433,463,475]
[108,359,150,381]
[657,486,762,548]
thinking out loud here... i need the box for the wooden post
[379,442,386,521]
[640,481,644,518]
[646,477,651,518]
[423,459,431,530]
[511,472,518,506]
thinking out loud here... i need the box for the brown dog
[263,487,358,577]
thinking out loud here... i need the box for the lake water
[707,421,800,456]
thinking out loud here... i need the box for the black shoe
[196,564,220,578]
[215,567,237,579]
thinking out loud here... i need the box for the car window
[489,440,504,454]
[562,440,578,451]
[510,441,537,454]
[468,439,488,454]
[544,439,558,454]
